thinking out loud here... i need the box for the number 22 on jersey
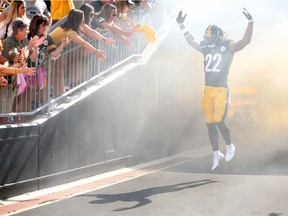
[205,53,222,72]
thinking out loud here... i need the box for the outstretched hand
[95,50,106,61]
[0,76,8,87]
[18,63,35,76]
[176,11,187,25]
[243,8,253,22]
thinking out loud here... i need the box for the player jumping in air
[177,8,254,170]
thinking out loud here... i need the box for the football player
[176,8,253,170]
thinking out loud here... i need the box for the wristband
[94,50,98,54]
[181,27,190,37]
[102,38,106,42]
[248,19,253,23]
[14,69,17,75]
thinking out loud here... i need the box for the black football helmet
[204,25,224,45]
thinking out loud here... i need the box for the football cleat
[225,144,236,161]
[212,151,224,170]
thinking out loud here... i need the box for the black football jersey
[200,40,234,87]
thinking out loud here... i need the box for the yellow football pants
[202,86,230,123]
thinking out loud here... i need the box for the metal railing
[0,3,168,123]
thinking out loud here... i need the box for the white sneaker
[225,144,236,161]
[212,151,224,170]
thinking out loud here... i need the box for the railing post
[47,55,52,114]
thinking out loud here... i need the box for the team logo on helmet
[204,25,224,45]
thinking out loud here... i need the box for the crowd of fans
[0,0,159,125]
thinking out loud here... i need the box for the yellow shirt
[49,27,77,45]
[50,0,74,21]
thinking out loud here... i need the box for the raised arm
[69,33,106,61]
[83,24,114,46]
[98,21,133,48]
[0,8,8,22]
[28,36,45,62]
[229,8,254,53]
[100,21,133,38]
[177,11,201,52]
